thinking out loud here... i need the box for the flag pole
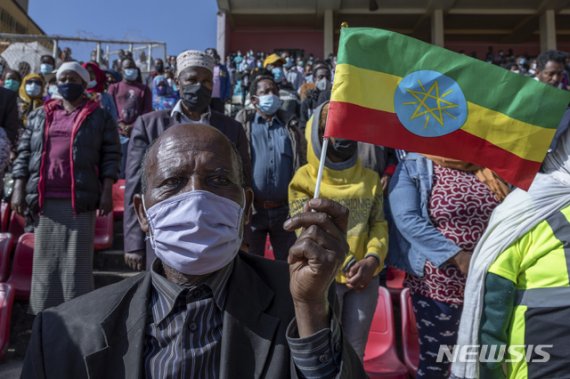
[313,137,329,199]
[313,21,347,200]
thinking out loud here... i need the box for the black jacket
[123,109,252,255]
[21,252,365,379]
[12,99,121,214]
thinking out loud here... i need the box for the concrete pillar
[540,9,557,52]
[431,8,444,47]
[217,11,227,59]
[324,9,334,58]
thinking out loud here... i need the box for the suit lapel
[84,274,151,379]
[220,257,280,379]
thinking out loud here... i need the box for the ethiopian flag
[326,27,570,189]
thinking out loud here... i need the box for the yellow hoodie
[288,102,388,284]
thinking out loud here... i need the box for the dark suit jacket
[0,87,20,146]
[21,253,366,379]
[123,109,252,255]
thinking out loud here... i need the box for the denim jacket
[387,153,461,277]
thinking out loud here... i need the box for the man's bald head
[140,123,244,194]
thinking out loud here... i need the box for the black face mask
[330,138,357,161]
[180,83,212,113]
[57,83,84,102]
[155,63,164,72]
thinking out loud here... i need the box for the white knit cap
[56,62,90,84]
[176,50,215,76]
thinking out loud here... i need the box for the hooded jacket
[12,99,121,214]
[288,102,388,283]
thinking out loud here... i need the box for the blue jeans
[248,205,296,261]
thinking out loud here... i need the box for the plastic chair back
[7,233,34,300]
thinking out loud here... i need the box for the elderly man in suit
[21,123,365,379]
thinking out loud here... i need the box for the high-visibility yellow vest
[488,204,570,378]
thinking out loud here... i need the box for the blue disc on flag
[394,70,467,138]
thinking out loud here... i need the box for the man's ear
[243,187,254,226]
[133,194,150,234]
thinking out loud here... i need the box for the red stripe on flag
[326,101,541,189]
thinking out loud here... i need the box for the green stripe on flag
[336,27,570,129]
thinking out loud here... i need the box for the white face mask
[316,78,330,91]
[143,190,244,276]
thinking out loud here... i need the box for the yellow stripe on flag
[332,64,399,113]
[461,103,554,163]
[332,63,554,163]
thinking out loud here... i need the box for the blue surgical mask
[87,80,97,89]
[255,94,282,116]
[143,190,244,276]
[272,67,284,82]
[48,84,59,96]
[316,78,330,92]
[40,63,54,75]
[25,83,42,97]
[123,68,138,81]
[4,79,20,92]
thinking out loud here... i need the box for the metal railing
[0,32,167,72]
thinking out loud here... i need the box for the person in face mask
[39,54,56,82]
[300,62,332,125]
[151,74,178,111]
[11,61,121,315]
[17,73,45,127]
[108,57,152,178]
[205,48,232,114]
[21,122,365,378]
[83,62,118,121]
[289,101,388,360]
[144,58,166,88]
[3,70,22,93]
[235,74,305,260]
[123,49,252,272]
[284,60,305,92]
[107,57,152,138]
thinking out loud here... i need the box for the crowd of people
[0,43,569,379]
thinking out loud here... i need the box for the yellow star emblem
[403,79,459,129]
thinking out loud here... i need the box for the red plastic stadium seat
[0,202,10,233]
[8,211,25,240]
[0,283,15,360]
[94,213,113,251]
[112,179,125,219]
[364,286,408,379]
[0,233,16,283]
[263,235,275,260]
[386,267,406,290]
[386,267,407,302]
[401,288,420,377]
[7,233,34,300]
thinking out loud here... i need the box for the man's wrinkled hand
[284,198,349,305]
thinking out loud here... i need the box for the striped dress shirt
[144,259,341,378]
